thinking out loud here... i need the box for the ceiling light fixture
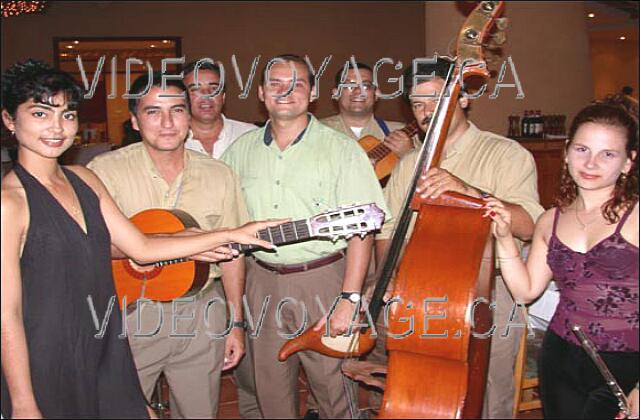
[1,1,47,18]
[587,13,595,18]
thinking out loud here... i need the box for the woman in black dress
[0,60,280,419]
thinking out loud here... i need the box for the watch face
[348,293,361,303]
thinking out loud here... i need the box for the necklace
[574,204,600,230]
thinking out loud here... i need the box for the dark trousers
[539,330,638,419]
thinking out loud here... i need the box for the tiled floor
[154,371,542,418]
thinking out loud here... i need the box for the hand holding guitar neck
[225,219,290,252]
[112,204,385,306]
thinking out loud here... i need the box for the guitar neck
[228,218,314,253]
[367,121,420,162]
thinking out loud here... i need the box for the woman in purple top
[485,102,638,419]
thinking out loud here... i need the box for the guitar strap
[374,116,391,137]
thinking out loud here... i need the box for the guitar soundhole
[123,260,163,280]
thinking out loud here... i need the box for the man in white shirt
[183,60,261,418]
[184,60,257,159]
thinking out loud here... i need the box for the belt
[255,251,345,275]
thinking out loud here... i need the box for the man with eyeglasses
[321,62,416,163]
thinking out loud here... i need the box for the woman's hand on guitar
[483,197,513,239]
[227,219,290,249]
[384,129,414,157]
[170,227,239,263]
[190,246,238,263]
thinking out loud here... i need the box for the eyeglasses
[343,81,376,92]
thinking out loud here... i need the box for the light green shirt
[221,114,390,264]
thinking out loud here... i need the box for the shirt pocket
[239,176,266,218]
[287,163,333,210]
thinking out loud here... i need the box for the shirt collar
[443,121,480,159]
[263,113,312,146]
[186,113,228,146]
[140,142,190,180]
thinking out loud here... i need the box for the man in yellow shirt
[88,73,249,418]
[375,57,544,418]
[222,54,389,419]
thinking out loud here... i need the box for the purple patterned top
[546,205,639,352]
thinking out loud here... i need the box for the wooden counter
[513,137,566,209]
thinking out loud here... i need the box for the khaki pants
[126,286,226,419]
[482,275,526,419]
[213,281,262,419]
[246,258,356,419]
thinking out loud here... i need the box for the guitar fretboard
[367,121,420,164]
[229,218,312,253]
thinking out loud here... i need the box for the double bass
[278,1,507,417]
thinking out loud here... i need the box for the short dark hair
[402,57,455,103]
[622,86,633,96]
[1,59,83,117]
[127,71,190,115]
[183,59,225,93]
[334,61,374,87]
[260,54,314,87]
[184,59,221,78]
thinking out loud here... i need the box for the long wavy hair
[556,102,639,223]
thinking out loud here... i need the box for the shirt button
[274,204,279,209]
[278,156,283,160]
[275,180,280,185]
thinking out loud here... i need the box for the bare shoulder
[1,173,28,231]
[64,165,107,197]
[535,207,556,244]
[621,201,639,246]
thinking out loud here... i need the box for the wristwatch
[340,292,361,304]
[231,320,248,330]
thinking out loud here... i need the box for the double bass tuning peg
[495,17,508,31]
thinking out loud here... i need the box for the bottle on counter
[522,110,530,138]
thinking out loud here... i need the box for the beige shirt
[87,142,249,279]
[379,122,544,240]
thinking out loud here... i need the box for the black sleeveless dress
[1,164,148,419]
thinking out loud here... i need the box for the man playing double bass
[372,57,544,418]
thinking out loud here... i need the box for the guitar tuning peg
[495,17,508,31]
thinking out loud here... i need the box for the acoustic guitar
[112,204,385,307]
[358,120,419,181]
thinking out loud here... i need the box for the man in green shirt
[221,54,389,419]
